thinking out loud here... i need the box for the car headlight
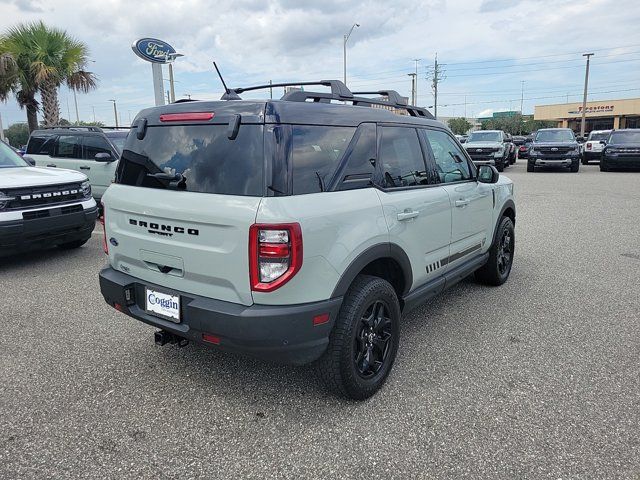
[494,147,505,156]
[81,181,92,199]
[0,191,16,210]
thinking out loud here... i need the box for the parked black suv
[527,128,581,172]
[600,129,640,171]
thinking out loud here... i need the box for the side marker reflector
[313,313,330,326]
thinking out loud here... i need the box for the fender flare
[492,199,516,245]
[331,243,413,298]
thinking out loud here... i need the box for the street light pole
[520,80,525,135]
[343,23,360,86]
[109,99,118,128]
[413,59,420,105]
[580,53,594,138]
[408,73,416,105]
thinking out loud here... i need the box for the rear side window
[291,126,355,194]
[54,135,81,158]
[117,125,264,196]
[378,127,428,188]
[26,135,55,155]
[82,136,113,160]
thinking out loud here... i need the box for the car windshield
[0,141,28,168]
[608,130,640,144]
[468,131,501,142]
[535,130,575,143]
[589,131,610,141]
[106,132,128,153]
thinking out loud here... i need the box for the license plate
[145,288,180,322]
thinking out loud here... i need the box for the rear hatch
[102,102,265,306]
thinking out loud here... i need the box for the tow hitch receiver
[154,330,189,347]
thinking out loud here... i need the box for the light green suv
[98,81,516,399]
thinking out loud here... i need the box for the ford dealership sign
[131,38,176,63]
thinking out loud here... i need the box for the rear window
[117,125,264,196]
[589,131,610,141]
[609,130,640,144]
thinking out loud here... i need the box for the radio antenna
[214,62,240,100]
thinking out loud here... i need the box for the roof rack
[222,80,434,118]
[40,125,104,132]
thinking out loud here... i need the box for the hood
[0,166,87,189]
[464,141,503,149]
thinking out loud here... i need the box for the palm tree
[0,21,97,131]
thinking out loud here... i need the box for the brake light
[159,112,214,122]
[586,143,592,150]
[100,203,108,254]
[249,223,302,292]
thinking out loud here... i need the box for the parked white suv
[582,130,611,164]
[98,81,516,399]
[0,140,97,255]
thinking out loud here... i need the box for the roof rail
[222,79,434,118]
[40,125,103,132]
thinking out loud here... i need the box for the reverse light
[159,112,214,122]
[249,223,302,292]
[100,203,108,254]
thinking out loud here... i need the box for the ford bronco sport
[0,139,97,256]
[98,81,516,399]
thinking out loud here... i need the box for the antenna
[214,62,241,100]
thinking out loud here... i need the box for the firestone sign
[568,104,615,115]
[131,38,176,63]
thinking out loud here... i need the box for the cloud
[11,0,43,12]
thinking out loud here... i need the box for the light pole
[109,99,118,128]
[519,80,525,135]
[343,23,360,87]
[156,52,184,103]
[407,73,417,105]
[580,53,594,138]
[413,59,420,105]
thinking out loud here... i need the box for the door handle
[79,166,91,170]
[47,164,57,167]
[455,199,470,208]
[397,209,419,221]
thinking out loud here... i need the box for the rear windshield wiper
[146,171,187,190]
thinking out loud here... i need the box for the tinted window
[0,141,27,168]
[423,129,472,183]
[291,126,355,194]
[26,135,55,155]
[609,130,640,144]
[535,130,575,143]
[336,123,376,191]
[117,125,264,196]
[83,136,113,160]
[105,132,128,153]
[379,127,428,188]
[588,131,610,141]
[54,135,81,158]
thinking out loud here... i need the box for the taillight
[249,223,302,292]
[100,203,108,254]
[586,143,592,150]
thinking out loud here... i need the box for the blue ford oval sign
[131,38,177,63]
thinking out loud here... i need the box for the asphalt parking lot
[1,161,639,479]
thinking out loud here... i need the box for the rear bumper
[99,267,343,365]
[583,150,602,160]
[0,203,97,255]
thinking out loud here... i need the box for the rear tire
[600,160,609,172]
[570,160,580,173]
[57,238,89,250]
[527,161,534,172]
[475,216,515,286]
[318,275,400,400]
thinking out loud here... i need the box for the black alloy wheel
[354,301,393,378]
[496,228,513,277]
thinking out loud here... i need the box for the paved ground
[1,162,639,479]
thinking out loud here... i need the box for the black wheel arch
[492,199,516,245]
[331,244,413,300]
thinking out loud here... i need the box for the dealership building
[534,98,640,132]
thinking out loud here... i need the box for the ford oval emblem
[551,147,558,151]
[131,38,177,64]
[476,149,482,152]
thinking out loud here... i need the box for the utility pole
[269,80,273,99]
[427,53,445,120]
[464,95,467,118]
[407,73,417,105]
[109,99,118,128]
[343,23,360,86]
[580,53,594,138]
[413,59,420,105]
[520,80,525,135]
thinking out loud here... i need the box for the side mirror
[94,152,114,162]
[23,155,36,166]
[478,164,499,184]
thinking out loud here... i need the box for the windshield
[0,141,28,168]
[535,130,575,143]
[609,130,640,144]
[589,131,610,141]
[468,131,502,142]
[107,133,128,153]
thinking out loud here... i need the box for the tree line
[447,115,557,136]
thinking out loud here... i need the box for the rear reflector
[313,313,330,326]
[114,302,123,312]
[202,333,221,345]
[159,112,214,122]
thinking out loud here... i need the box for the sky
[1,0,639,127]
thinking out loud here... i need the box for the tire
[527,161,534,172]
[581,157,589,165]
[318,275,401,400]
[570,160,580,173]
[57,238,89,250]
[496,161,504,172]
[600,160,609,172]
[475,216,515,286]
